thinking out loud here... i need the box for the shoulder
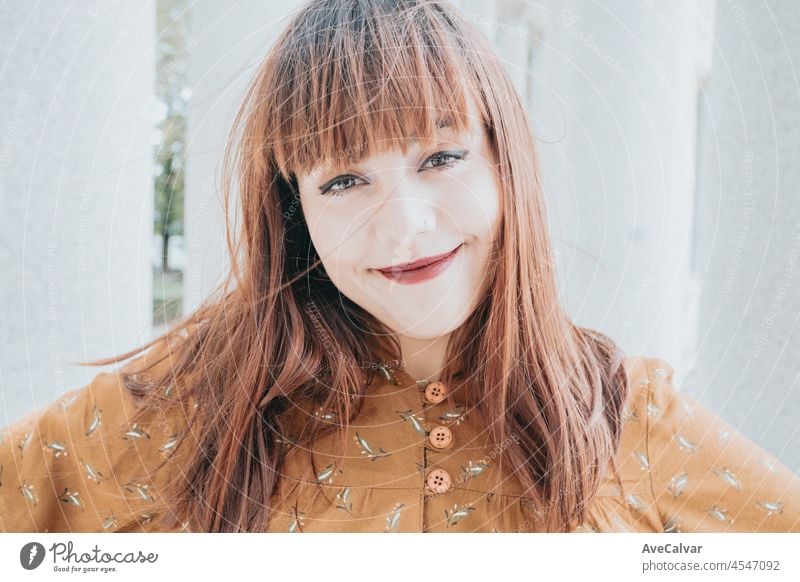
[600,355,677,493]
[617,355,690,455]
[0,334,194,532]
[625,355,698,447]
[625,358,800,531]
[618,355,692,452]
[618,355,673,415]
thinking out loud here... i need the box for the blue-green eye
[421,150,469,170]
[318,175,362,197]
[318,149,470,197]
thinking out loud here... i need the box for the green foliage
[154,0,188,274]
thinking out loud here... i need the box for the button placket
[418,379,458,498]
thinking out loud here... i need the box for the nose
[373,179,437,246]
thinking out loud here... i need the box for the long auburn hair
[81,0,629,532]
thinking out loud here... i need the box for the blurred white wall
[690,0,800,473]
[0,2,155,423]
[182,2,304,316]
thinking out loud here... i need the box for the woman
[1,0,798,534]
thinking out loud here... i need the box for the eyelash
[319,149,470,197]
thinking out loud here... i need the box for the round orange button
[426,468,452,494]
[428,425,453,449]
[424,381,447,404]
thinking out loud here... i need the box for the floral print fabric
[1,343,798,533]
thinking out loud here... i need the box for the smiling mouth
[372,243,464,285]
[375,244,463,274]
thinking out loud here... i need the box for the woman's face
[295,109,502,340]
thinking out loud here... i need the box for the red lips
[375,244,463,274]
[372,244,464,285]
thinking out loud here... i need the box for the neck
[395,333,452,383]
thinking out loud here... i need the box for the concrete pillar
[183,1,305,316]
[0,2,155,422]
[690,0,800,471]
[528,0,708,379]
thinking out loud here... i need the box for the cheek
[300,199,365,279]
[449,170,501,240]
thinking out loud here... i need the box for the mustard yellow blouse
[1,340,798,533]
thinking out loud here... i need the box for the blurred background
[1,0,799,471]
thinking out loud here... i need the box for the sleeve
[645,357,800,532]
[0,346,193,533]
